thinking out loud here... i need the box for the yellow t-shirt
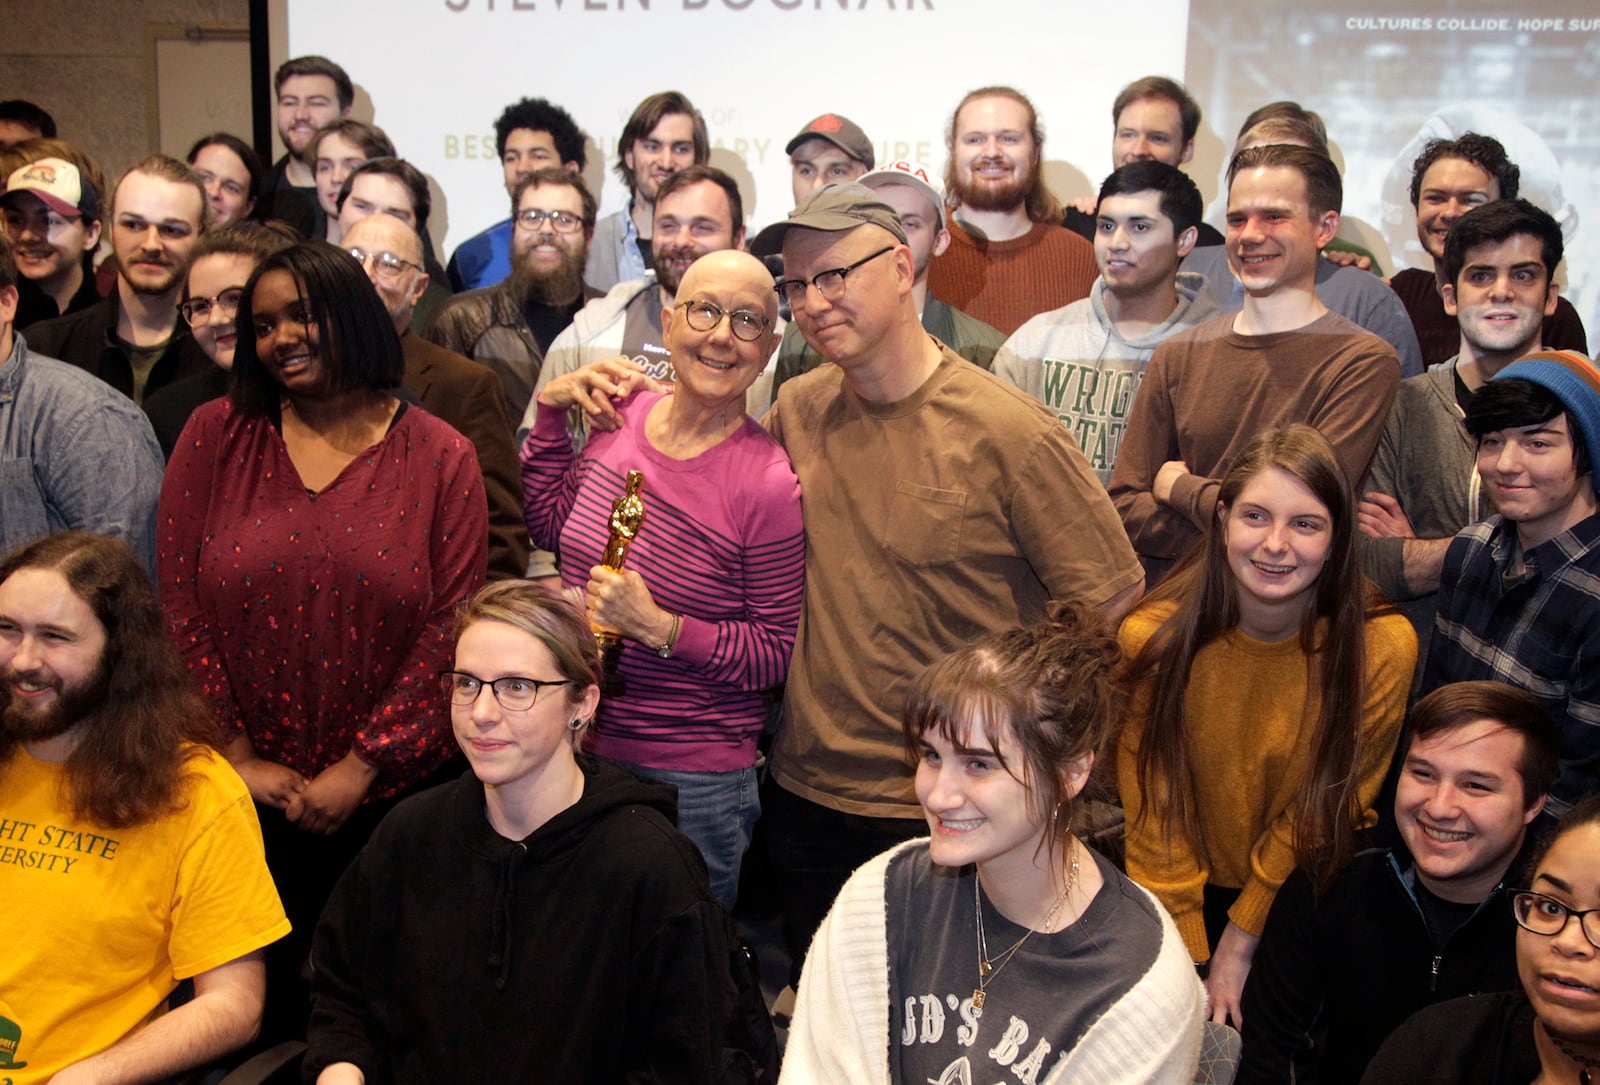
[0,746,289,1083]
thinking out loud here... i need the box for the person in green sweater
[1118,423,1417,1029]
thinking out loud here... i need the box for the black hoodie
[304,759,731,1084]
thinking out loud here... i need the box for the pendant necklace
[1548,1028,1600,1085]
[971,843,1080,1019]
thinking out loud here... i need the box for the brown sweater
[927,220,1096,335]
[1108,310,1400,579]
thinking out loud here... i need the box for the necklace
[1548,1027,1600,1085]
[971,843,1080,1019]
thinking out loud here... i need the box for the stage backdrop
[283,0,1600,319]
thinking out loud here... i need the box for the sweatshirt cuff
[670,614,714,666]
[1169,472,1221,530]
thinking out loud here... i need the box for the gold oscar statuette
[595,470,645,693]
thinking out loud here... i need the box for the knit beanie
[1492,349,1600,475]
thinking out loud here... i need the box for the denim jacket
[0,333,165,571]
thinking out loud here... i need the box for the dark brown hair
[1409,680,1558,810]
[0,532,221,828]
[614,91,709,195]
[903,600,1125,844]
[1125,424,1385,888]
[1227,143,1343,217]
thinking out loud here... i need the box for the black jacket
[24,290,212,403]
[303,760,731,1084]
[1360,991,1539,1085]
[1238,840,1535,1085]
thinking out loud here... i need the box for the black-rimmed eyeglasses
[513,208,586,234]
[773,246,893,307]
[178,288,244,326]
[679,300,771,343]
[439,670,572,712]
[1512,890,1600,950]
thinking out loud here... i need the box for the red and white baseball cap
[2,157,99,220]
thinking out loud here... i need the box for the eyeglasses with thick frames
[1512,890,1600,950]
[439,670,572,712]
[178,288,245,326]
[347,247,421,281]
[773,246,894,307]
[513,208,586,234]
[679,300,771,343]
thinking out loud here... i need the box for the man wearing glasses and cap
[755,183,1145,1000]
[767,161,1005,404]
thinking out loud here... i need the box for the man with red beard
[522,165,748,442]
[424,165,600,429]
[927,86,1097,335]
[25,155,211,404]
[0,531,288,1083]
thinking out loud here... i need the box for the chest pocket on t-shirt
[884,481,965,567]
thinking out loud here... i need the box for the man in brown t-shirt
[756,183,1144,991]
[1110,144,1401,583]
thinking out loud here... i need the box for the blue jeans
[609,760,759,910]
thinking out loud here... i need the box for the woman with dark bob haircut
[157,240,488,1042]
[784,601,1205,1083]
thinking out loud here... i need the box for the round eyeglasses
[178,287,245,326]
[439,670,571,712]
[679,300,771,343]
[1513,890,1600,950]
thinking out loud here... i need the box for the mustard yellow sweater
[1118,601,1416,962]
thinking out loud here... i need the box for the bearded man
[0,531,288,1083]
[25,155,213,404]
[927,86,1097,335]
[424,166,600,426]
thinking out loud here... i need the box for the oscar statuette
[595,470,645,695]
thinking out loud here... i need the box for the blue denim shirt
[0,332,165,571]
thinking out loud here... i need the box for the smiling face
[0,567,109,752]
[276,74,347,158]
[451,619,593,806]
[1516,823,1600,1045]
[250,268,326,397]
[1,192,100,293]
[915,716,1047,882]
[111,170,203,299]
[1476,412,1597,550]
[1397,720,1542,903]
[950,95,1038,213]
[1095,190,1192,300]
[1415,157,1499,262]
[1112,97,1193,168]
[664,250,777,414]
[185,252,259,369]
[1225,165,1338,297]
[626,113,697,204]
[651,179,742,296]
[190,142,255,228]
[1222,465,1333,638]
[1442,233,1558,365]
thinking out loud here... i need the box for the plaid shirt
[1424,513,1600,809]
